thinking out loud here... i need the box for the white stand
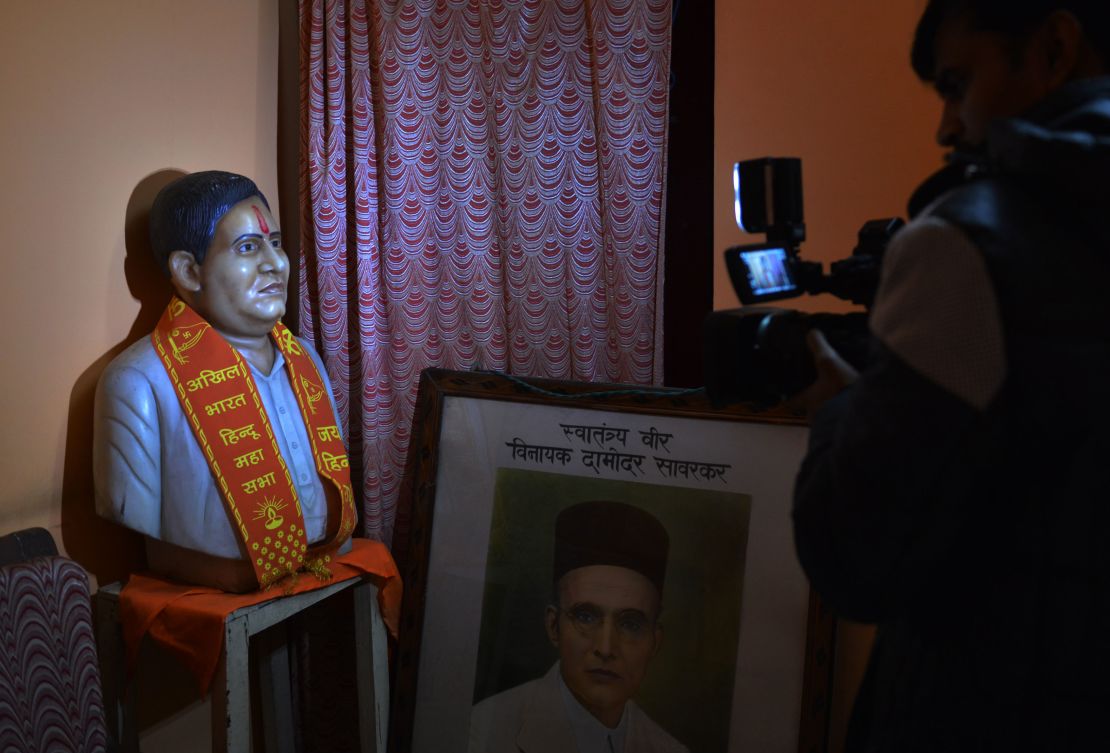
[97,575,389,753]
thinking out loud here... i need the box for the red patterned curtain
[299,0,672,545]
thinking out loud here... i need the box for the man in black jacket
[793,2,1110,750]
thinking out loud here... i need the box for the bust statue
[94,171,356,592]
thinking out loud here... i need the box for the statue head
[149,171,287,338]
[149,170,271,276]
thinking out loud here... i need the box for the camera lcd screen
[740,247,796,297]
[725,244,799,305]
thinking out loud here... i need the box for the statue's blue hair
[149,171,270,275]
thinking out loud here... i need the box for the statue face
[189,198,287,338]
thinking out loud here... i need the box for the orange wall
[714,1,943,750]
[715,0,943,312]
[0,3,278,746]
[0,0,279,573]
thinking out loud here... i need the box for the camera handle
[789,217,905,308]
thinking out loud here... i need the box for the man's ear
[168,250,202,295]
[651,621,663,659]
[1038,10,1085,86]
[545,605,560,648]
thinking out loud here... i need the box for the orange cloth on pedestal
[117,538,401,695]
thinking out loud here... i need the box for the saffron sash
[152,297,357,589]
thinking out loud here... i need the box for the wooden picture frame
[390,369,833,753]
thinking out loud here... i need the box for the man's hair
[149,170,270,275]
[912,0,1110,81]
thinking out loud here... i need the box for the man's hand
[787,329,859,419]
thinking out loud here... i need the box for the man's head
[911,1,1109,149]
[544,501,669,728]
[149,171,287,337]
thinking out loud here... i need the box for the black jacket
[793,78,1110,752]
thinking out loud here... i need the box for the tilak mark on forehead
[251,205,270,235]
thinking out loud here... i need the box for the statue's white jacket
[93,335,341,559]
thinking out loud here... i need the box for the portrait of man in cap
[468,500,689,753]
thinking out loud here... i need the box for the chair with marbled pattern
[0,527,110,753]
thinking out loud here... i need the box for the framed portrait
[390,369,834,753]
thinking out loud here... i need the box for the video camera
[703,157,905,406]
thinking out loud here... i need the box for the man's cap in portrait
[553,500,669,593]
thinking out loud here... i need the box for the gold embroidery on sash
[234,449,265,468]
[153,297,357,590]
[241,471,277,494]
[255,496,287,530]
[167,322,210,365]
[278,329,304,356]
[187,365,242,392]
[300,376,325,415]
[321,452,349,472]
[205,392,246,416]
[219,423,260,446]
[316,425,341,442]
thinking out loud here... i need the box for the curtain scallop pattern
[300,0,672,545]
